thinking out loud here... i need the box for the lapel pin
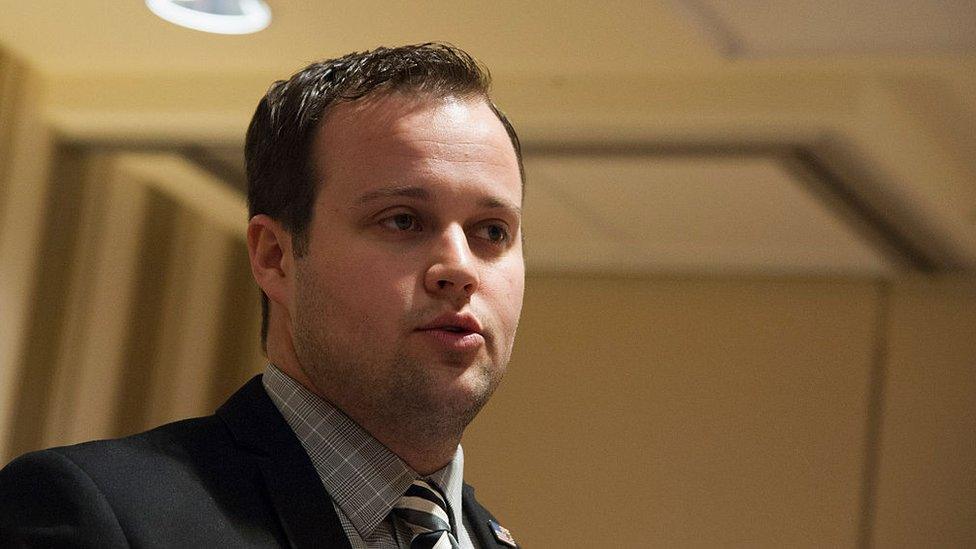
[488,519,517,547]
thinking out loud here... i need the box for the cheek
[506,257,526,310]
[332,251,408,290]
[486,264,525,329]
[505,285,525,333]
[338,261,417,318]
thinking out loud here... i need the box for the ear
[247,214,295,311]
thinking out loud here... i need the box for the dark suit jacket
[0,376,515,548]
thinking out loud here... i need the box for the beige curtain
[0,136,264,460]
[0,47,52,461]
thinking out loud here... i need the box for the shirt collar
[261,363,466,538]
[427,444,466,534]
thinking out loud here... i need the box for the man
[0,43,524,548]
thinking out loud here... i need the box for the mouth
[418,312,482,335]
[416,313,485,352]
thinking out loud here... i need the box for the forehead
[310,93,521,202]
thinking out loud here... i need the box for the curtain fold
[0,47,54,461]
[2,147,263,461]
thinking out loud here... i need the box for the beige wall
[463,275,975,547]
[467,275,878,546]
[873,278,976,548]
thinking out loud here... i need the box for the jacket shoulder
[0,379,289,547]
[0,446,130,547]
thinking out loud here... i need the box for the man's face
[289,93,524,440]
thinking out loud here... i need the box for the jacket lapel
[463,484,518,548]
[217,375,352,549]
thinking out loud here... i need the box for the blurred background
[0,1,974,547]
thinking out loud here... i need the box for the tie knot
[393,479,459,549]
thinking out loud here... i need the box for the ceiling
[2,1,975,276]
[681,0,976,58]
[2,1,971,76]
[0,1,716,75]
[526,153,892,274]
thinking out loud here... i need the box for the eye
[475,222,510,245]
[380,213,422,232]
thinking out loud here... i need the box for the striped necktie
[393,479,461,549]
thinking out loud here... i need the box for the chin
[451,364,502,414]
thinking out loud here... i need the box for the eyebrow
[357,185,432,204]
[478,196,522,216]
[356,185,522,216]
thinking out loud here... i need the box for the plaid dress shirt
[262,363,478,548]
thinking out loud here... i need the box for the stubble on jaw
[295,330,504,457]
[290,266,506,457]
[384,352,500,443]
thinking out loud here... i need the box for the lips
[417,312,483,335]
[416,312,485,352]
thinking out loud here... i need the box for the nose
[424,224,479,302]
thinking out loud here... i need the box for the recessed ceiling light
[146,0,271,35]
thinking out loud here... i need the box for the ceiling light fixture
[146,0,271,35]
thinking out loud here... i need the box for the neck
[353,415,462,476]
